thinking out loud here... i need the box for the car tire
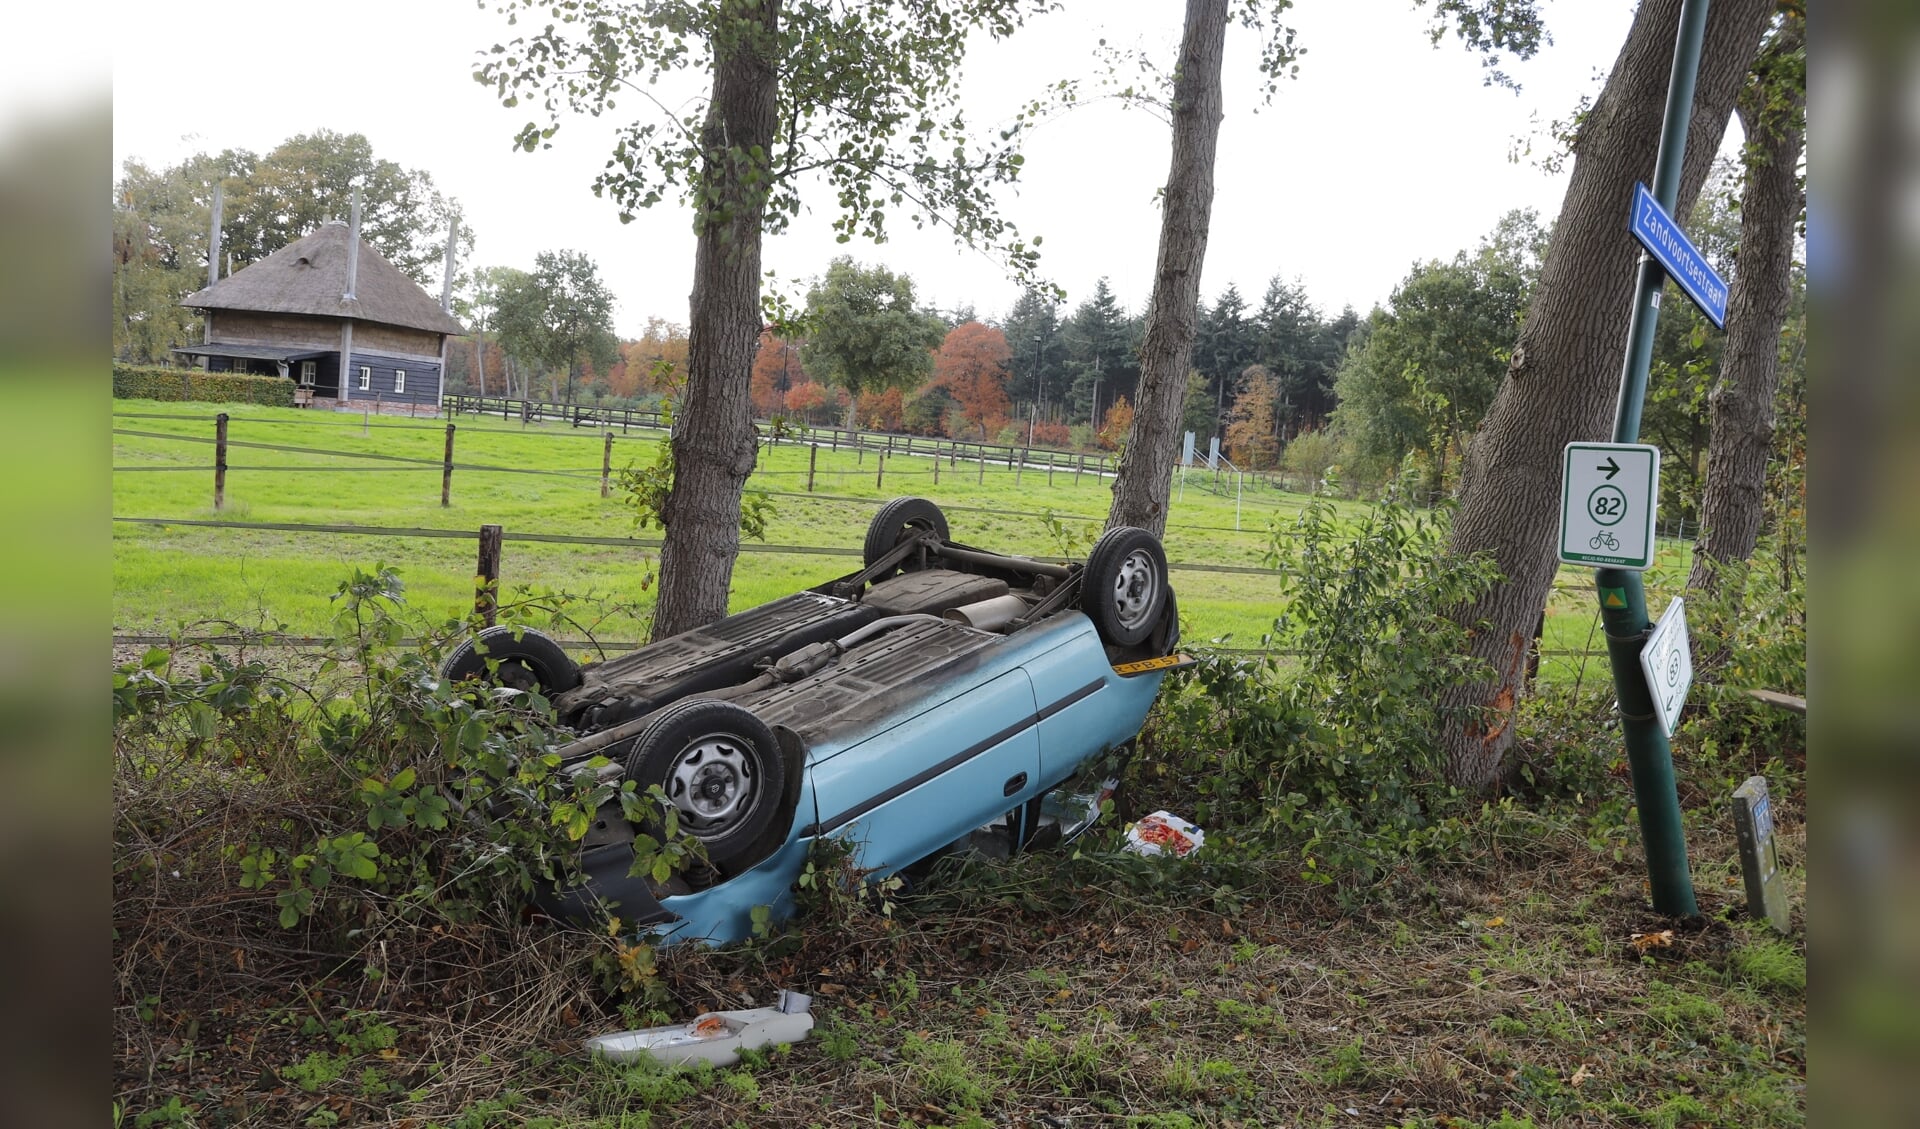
[625,699,788,868]
[863,496,949,571]
[442,626,583,693]
[1082,526,1169,647]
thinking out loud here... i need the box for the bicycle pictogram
[1588,530,1619,551]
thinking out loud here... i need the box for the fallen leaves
[1629,929,1675,952]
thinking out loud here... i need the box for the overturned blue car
[444,498,1187,945]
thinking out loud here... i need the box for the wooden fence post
[441,424,456,507]
[601,431,614,498]
[932,456,939,485]
[1047,460,1054,487]
[213,412,229,511]
[476,524,503,626]
[876,452,885,491]
[977,452,985,485]
[807,445,818,493]
[1075,453,1084,485]
[1015,449,1023,485]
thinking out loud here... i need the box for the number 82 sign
[1559,442,1661,570]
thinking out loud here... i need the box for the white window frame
[394,369,406,394]
[358,366,372,391]
[298,361,317,387]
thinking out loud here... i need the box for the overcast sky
[109,0,1699,338]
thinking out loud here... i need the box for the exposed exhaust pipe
[942,595,1029,633]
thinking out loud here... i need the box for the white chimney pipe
[207,181,224,288]
[343,187,362,302]
[441,216,458,313]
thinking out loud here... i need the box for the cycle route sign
[1559,442,1660,570]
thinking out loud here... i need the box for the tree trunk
[1438,0,1773,790]
[1107,0,1227,537]
[1688,21,1804,592]
[651,0,780,641]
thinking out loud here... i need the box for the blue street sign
[1629,182,1729,328]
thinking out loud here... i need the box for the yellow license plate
[1112,653,1197,676]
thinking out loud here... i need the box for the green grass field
[112,399,1697,677]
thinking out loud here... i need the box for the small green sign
[1599,586,1628,610]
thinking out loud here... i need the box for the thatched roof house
[176,220,463,413]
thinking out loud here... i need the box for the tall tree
[1195,283,1259,431]
[1331,208,1543,496]
[224,130,471,283]
[1107,0,1542,534]
[1107,0,1241,533]
[1000,288,1066,419]
[1437,0,1776,789]
[800,257,947,425]
[529,250,620,407]
[112,135,467,363]
[1253,273,1324,435]
[1689,13,1805,591]
[481,0,1045,640]
[1060,278,1139,424]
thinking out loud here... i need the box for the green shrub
[1144,487,1500,892]
[113,362,296,406]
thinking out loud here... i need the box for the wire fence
[112,408,1649,671]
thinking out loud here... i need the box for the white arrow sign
[1638,596,1693,737]
[1559,442,1660,570]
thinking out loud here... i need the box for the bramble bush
[111,566,702,1010]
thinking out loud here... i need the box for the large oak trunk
[652,1,780,641]
[1439,0,1772,789]
[1108,0,1227,537]
[1688,23,1804,592]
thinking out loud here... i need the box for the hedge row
[113,364,295,407]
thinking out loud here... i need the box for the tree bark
[1688,21,1804,592]
[652,0,780,641]
[1438,0,1773,789]
[1107,0,1227,537]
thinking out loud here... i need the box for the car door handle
[1004,772,1028,797]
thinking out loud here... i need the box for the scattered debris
[1629,929,1675,953]
[1124,810,1204,858]
[584,989,815,1068]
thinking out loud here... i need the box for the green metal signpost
[1597,0,1714,918]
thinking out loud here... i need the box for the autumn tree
[750,331,806,417]
[625,317,692,398]
[783,380,828,423]
[1225,364,1281,469]
[856,386,907,431]
[481,0,1047,639]
[1438,0,1776,789]
[1097,396,1135,452]
[931,321,1013,438]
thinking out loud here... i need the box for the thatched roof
[181,222,464,336]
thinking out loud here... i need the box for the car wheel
[442,626,583,693]
[625,699,788,868]
[1082,526,1168,647]
[863,496,949,571]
